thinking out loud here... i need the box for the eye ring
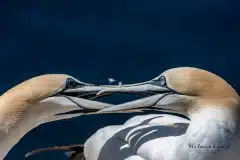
[159,76,167,87]
[66,78,77,89]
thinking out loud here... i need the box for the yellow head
[97,67,240,116]
[162,67,238,98]
[0,74,108,133]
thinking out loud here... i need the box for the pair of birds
[0,67,240,160]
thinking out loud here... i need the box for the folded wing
[84,114,190,160]
[25,114,189,160]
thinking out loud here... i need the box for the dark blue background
[1,0,239,159]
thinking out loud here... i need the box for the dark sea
[1,0,239,159]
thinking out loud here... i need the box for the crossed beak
[52,83,117,115]
[54,79,175,115]
[97,81,169,96]
[95,80,174,113]
[53,82,154,115]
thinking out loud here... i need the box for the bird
[0,74,118,159]
[24,67,240,160]
[108,78,116,84]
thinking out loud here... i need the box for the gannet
[24,67,240,160]
[0,74,117,159]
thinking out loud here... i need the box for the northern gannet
[0,74,117,159]
[24,67,240,160]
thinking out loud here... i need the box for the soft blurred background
[0,0,239,159]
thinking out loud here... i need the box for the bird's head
[0,74,113,133]
[97,67,240,117]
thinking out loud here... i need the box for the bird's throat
[0,117,40,159]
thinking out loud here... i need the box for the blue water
[0,0,239,159]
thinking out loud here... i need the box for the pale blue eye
[159,76,166,86]
[66,78,77,88]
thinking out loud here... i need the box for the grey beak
[96,81,173,113]
[97,94,169,113]
[61,85,117,100]
[53,96,113,116]
[96,81,170,96]
[54,96,143,116]
[58,79,173,114]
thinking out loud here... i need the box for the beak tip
[96,90,106,96]
[97,108,111,113]
[96,92,101,96]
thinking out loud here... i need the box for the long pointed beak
[53,96,113,116]
[94,80,174,113]
[60,85,117,100]
[61,81,166,100]
[97,93,169,113]
[51,96,143,116]
[96,81,170,96]
[57,79,174,114]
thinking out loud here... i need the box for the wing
[24,144,85,160]
[25,114,189,160]
[84,114,190,160]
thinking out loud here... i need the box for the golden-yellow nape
[1,74,69,103]
[0,74,69,131]
[0,74,117,159]
[97,67,240,115]
[162,67,239,98]
[0,73,116,130]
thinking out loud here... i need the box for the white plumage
[17,67,240,160]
